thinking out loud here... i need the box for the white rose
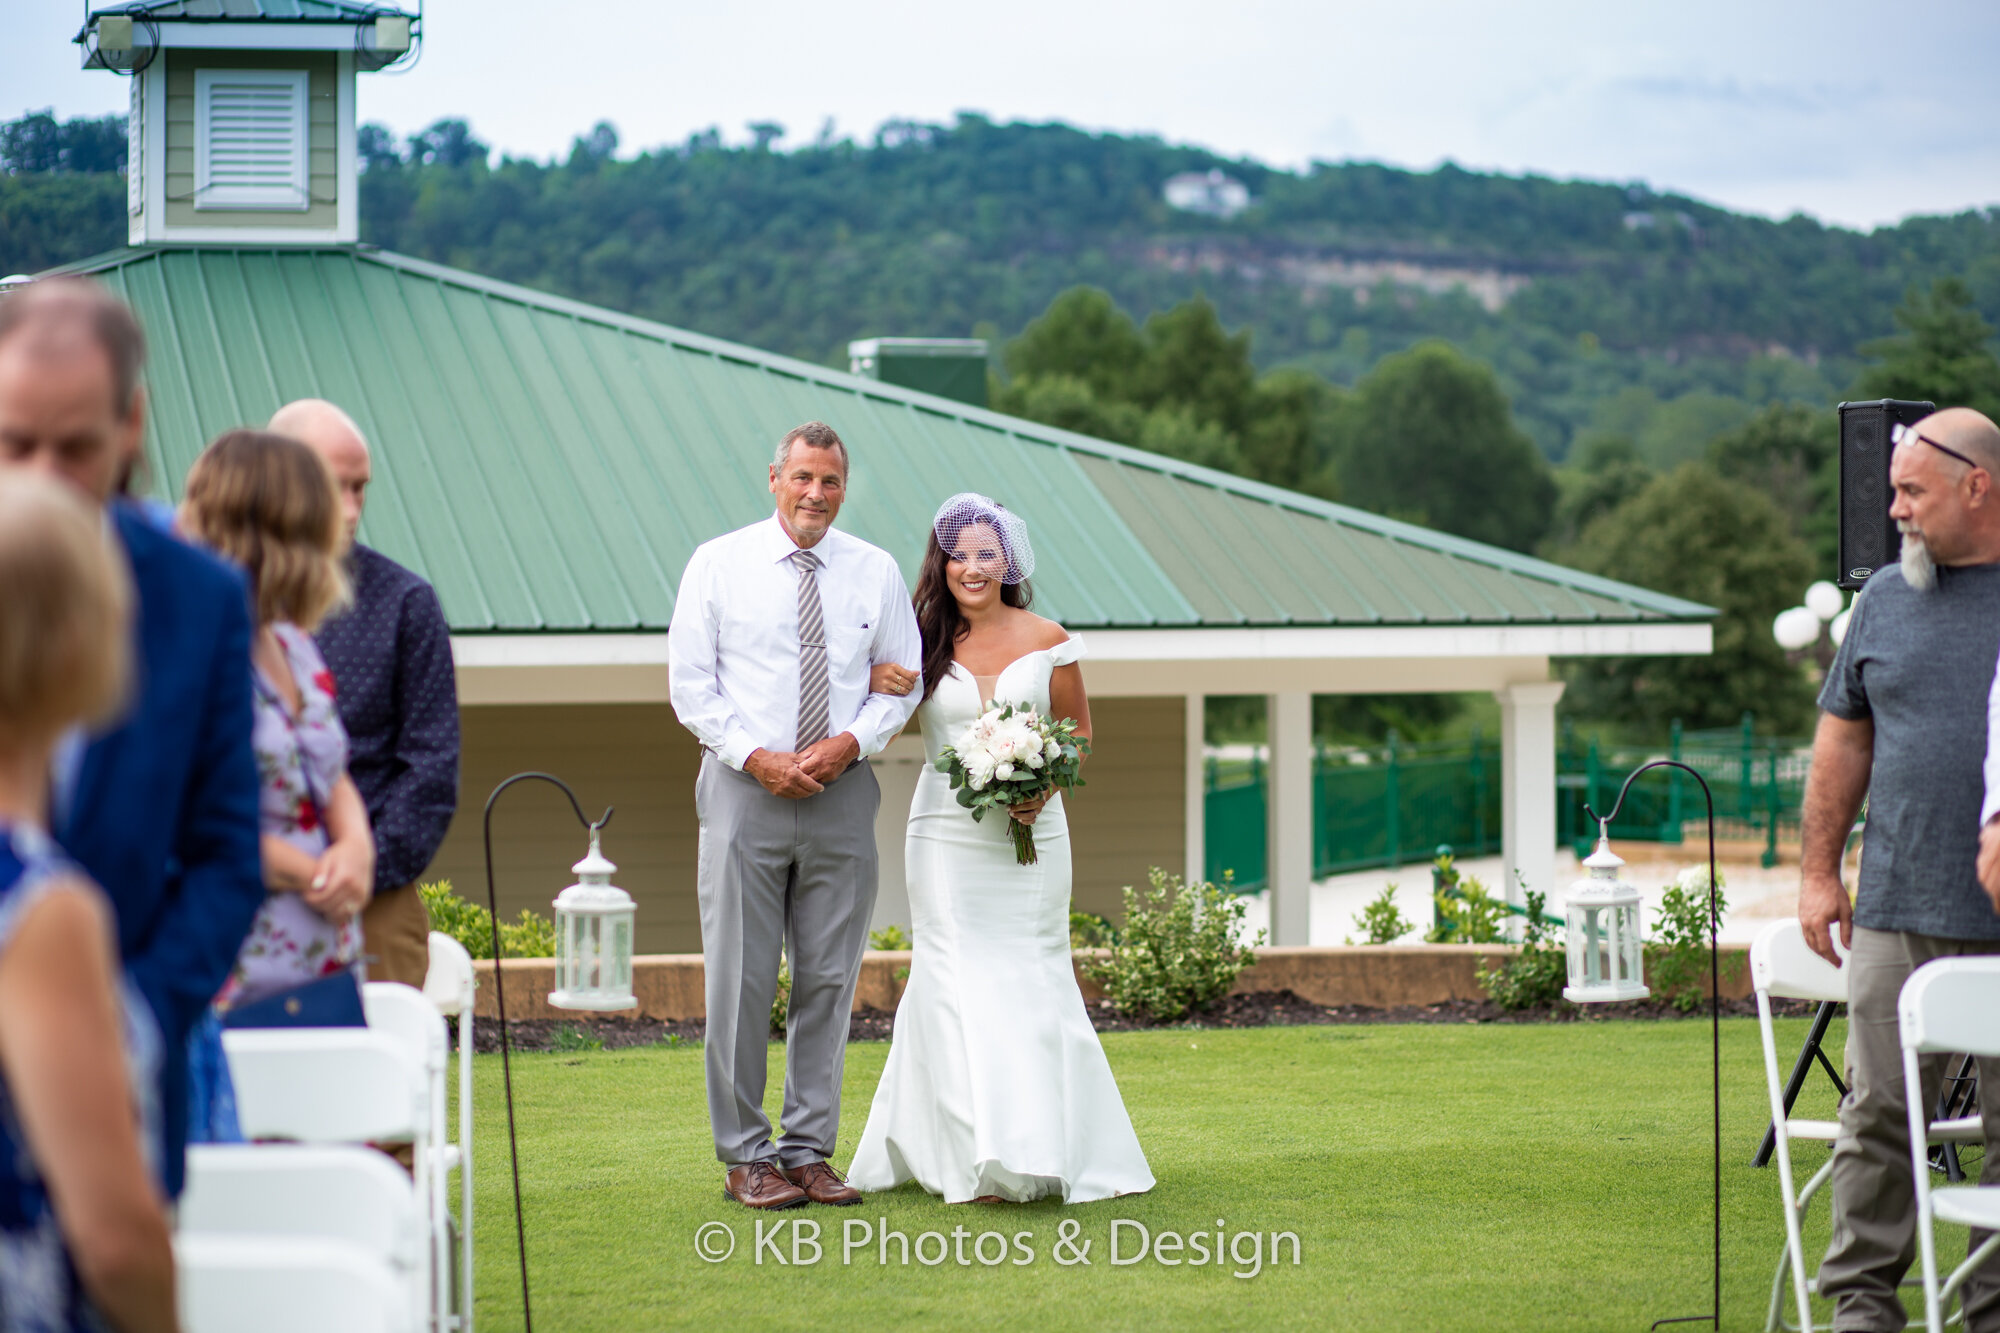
[1044,738,1061,760]
[996,761,1015,781]
[967,752,997,789]
[1025,750,1044,770]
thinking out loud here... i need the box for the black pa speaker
[1836,398,1934,590]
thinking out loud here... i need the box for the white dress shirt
[668,514,922,769]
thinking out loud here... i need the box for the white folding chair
[422,932,477,1333]
[1752,921,1984,1333]
[181,1142,423,1329]
[223,982,448,1330]
[176,1232,408,1333]
[363,982,453,1333]
[1900,957,2000,1333]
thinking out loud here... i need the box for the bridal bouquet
[935,701,1089,865]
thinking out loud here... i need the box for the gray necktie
[791,548,829,749]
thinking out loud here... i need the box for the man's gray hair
[773,420,849,475]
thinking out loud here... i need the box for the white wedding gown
[848,636,1154,1203]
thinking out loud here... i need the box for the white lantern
[1803,580,1846,622]
[548,826,636,1011]
[1829,608,1853,647]
[1564,827,1649,1003]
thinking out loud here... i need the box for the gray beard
[1900,526,1938,591]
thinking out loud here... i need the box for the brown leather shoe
[723,1160,807,1210]
[782,1159,862,1206]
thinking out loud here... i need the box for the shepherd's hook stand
[483,772,614,1333]
[1586,760,1720,1332]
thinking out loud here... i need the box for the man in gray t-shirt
[1798,407,2000,1332]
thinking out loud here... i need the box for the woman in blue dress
[0,471,177,1332]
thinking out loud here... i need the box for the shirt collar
[763,511,839,564]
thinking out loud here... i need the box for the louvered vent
[194,69,309,211]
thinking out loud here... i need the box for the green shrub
[419,880,559,960]
[1082,868,1264,1022]
[1069,910,1118,949]
[1477,890,1569,1010]
[771,952,792,1035]
[1346,884,1415,945]
[1425,855,1508,944]
[867,923,911,951]
[1646,867,1743,1012]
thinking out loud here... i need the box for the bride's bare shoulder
[1015,612,1070,651]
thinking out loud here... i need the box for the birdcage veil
[932,492,1034,584]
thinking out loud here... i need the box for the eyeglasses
[1892,421,1982,471]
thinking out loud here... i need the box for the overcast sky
[7,0,1998,230]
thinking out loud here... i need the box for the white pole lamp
[548,825,637,1011]
[1563,820,1649,1003]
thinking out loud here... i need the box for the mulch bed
[478,991,1828,1053]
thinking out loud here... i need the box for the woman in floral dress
[179,430,376,1020]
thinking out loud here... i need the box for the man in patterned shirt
[272,399,460,987]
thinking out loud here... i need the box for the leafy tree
[357,122,403,172]
[404,119,488,169]
[1242,367,1342,496]
[1706,403,1838,573]
[1,111,124,175]
[1135,297,1254,433]
[1002,287,1146,404]
[1559,463,1817,731]
[1854,277,2000,421]
[998,373,1143,445]
[1331,340,1555,552]
[1546,436,1654,551]
[994,287,1341,496]
[568,121,619,169]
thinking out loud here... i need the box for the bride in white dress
[847,494,1153,1204]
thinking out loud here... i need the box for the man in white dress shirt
[667,421,921,1210]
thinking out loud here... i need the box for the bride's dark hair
[914,527,1032,703]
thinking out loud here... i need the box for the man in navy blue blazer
[0,279,263,1196]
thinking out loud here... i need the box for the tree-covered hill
[6,109,2000,460]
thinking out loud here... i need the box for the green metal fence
[1204,714,1811,891]
[1204,732,1503,891]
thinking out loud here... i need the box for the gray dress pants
[695,753,880,1168]
[1820,926,2000,1332]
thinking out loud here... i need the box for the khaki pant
[361,882,431,988]
[1820,927,2000,1332]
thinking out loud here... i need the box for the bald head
[269,398,370,549]
[1889,405,2000,573]
[1917,407,2000,476]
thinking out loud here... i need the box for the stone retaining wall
[470,944,1754,1022]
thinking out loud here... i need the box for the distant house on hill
[1163,169,1252,219]
[40,2,1715,953]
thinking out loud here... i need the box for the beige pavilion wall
[420,696,1186,956]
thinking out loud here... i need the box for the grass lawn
[456,1015,1979,1332]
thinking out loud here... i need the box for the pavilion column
[1184,694,1206,887]
[1495,681,1567,940]
[1265,691,1313,946]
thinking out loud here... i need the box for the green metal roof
[54,245,1714,634]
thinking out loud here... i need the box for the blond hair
[179,429,350,630]
[0,470,132,750]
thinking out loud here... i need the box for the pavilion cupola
[76,1,419,247]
